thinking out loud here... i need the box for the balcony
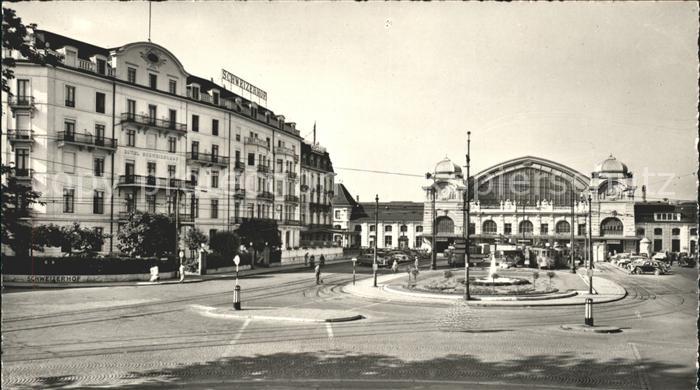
[9,168,33,182]
[120,113,187,135]
[233,188,246,199]
[309,202,331,213]
[7,129,35,146]
[233,161,245,171]
[77,59,115,76]
[257,165,270,174]
[187,152,230,167]
[117,175,195,191]
[244,136,269,149]
[275,145,299,161]
[229,216,277,225]
[8,95,35,111]
[283,219,301,226]
[118,211,194,224]
[57,131,117,151]
[284,195,300,203]
[257,191,275,201]
[286,171,298,180]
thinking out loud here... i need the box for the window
[93,190,104,214]
[192,115,199,132]
[212,119,219,136]
[211,171,219,188]
[65,49,77,66]
[276,180,283,196]
[17,79,29,99]
[148,105,157,125]
[385,225,392,232]
[127,99,136,118]
[691,228,697,236]
[127,130,136,147]
[191,196,199,218]
[191,86,200,100]
[63,189,75,213]
[671,239,680,252]
[63,120,75,141]
[191,141,199,159]
[335,210,341,219]
[212,91,220,105]
[653,239,662,252]
[555,221,570,234]
[212,145,219,161]
[168,137,176,153]
[519,220,534,234]
[578,224,587,236]
[416,225,423,233]
[146,194,156,213]
[541,224,549,235]
[15,148,29,175]
[96,59,106,75]
[95,92,106,113]
[654,228,662,235]
[671,228,680,236]
[169,79,177,94]
[385,236,393,247]
[62,151,75,173]
[210,229,218,239]
[482,220,497,234]
[127,67,136,83]
[236,133,240,142]
[248,153,255,166]
[211,199,219,219]
[149,73,157,89]
[190,169,199,186]
[168,165,176,178]
[94,157,104,177]
[65,85,75,107]
[168,109,177,128]
[504,223,512,235]
[636,228,645,236]
[125,161,135,177]
[369,225,376,232]
[95,124,105,144]
[147,162,156,178]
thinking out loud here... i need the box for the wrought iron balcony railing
[257,165,270,174]
[120,113,187,134]
[187,152,230,167]
[257,191,275,201]
[233,161,245,171]
[8,96,35,110]
[6,129,35,144]
[57,131,117,150]
[284,195,300,203]
[117,175,195,191]
[244,136,269,149]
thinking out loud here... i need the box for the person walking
[304,252,309,267]
[179,262,185,283]
[310,255,316,268]
[392,259,398,273]
[414,256,420,271]
[315,264,321,285]
[320,255,326,266]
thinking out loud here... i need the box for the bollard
[233,284,241,311]
[584,298,593,326]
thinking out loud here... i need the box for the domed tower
[421,157,467,252]
[590,154,637,255]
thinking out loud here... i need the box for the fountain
[472,252,528,286]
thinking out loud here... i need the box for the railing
[257,165,270,174]
[286,171,298,180]
[307,223,334,229]
[65,99,75,107]
[187,152,230,166]
[233,188,246,198]
[284,195,300,203]
[120,113,187,133]
[118,211,194,223]
[234,161,245,170]
[8,96,35,109]
[275,145,298,159]
[57,131,117,149]
[9,168,33,180]
[257,191,275,201]
[117,175,195,190]
[244,137,269,149]
[229,216,277,224]
[309,202,331,212]
[6,129,35,143]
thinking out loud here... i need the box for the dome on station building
[435,156,462,178]
[593,154,631,178]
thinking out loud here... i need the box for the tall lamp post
[464,131,471,301]
[373,194,379,287]
[570,175,576,274]
[588,193,594,294]
[425,176,437,271]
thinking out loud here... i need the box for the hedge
[206,252,252,269]
[2,256,178,275]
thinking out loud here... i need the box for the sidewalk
[343,267,627,307]
[2,256,354,290]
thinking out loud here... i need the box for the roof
[333,183,358,208]
[34,30,110,60]
[634,201,697,223]
[352,202,424,223]
[301,142,334,173]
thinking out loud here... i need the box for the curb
[560,324,622,333]
[384,285,579,301]
[190,305,364,323]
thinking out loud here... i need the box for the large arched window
[435,216,454,234]
[600,217,623,236]
[555,220,570,234]
[482,220,497,234]
[519,220,533,234]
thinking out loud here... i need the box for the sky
[9,2,698,203]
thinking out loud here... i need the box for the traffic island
[560,324,622,333]
[189,304,364,323]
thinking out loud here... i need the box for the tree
[116,212,176,258]
[2,7,62,94]
[236,219,281,252]
[209,231,240,258]
[1,165,44,256]
[183,228,207,251]
[61,222,105,256]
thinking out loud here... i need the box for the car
[651,252,668,262]
[616,258,633,268]
[390,253,411,264]
[628,259,668,275]
[356,253,390,267]
[677,252,696,267]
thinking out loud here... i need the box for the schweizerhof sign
[221,69,268,105]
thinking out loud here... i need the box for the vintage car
[628,259,668,275]
[356,253,390,267]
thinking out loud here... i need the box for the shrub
[209,231,240,258]
[443,270,453,279]
[2,256,177,275]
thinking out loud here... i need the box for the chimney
[642,185,646,202]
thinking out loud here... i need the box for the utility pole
[431,186,437,270]
[588,193,594,294]
[174,189,179,255]
[373,194,379,287]
[570,176,576,274]
[464,131,471,301]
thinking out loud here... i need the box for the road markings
[326,323,334,340]
[223,318,251,357]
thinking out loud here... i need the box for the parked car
[652,252,668,262]
[356,253,389,267]
[388,252,411,264]
[616,257,633,268]
[628,259,668,275]
[677,252,696,267]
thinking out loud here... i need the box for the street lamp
[570,175,576,274]
[425,173,437,271]
[373,194,379,288]
[352,257,357,285]
[464,131,471,301]
[588,193,594,294]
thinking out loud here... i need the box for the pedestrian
[315,264,321,285]
[304,252,309,267]
[179,262,185,283]
[320,254,326,266]
[310,255,316,268]
[392,259,398,273]
[414,256,419,271]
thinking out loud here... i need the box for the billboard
[221,69,268,105]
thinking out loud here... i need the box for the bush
[209,231,240,258]
[2,256,177,275]
[206,251,253,270]
[443,270,453,279]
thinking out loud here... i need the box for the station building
[2,29,334,255]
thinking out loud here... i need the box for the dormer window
[189,85,200,100]
[96,59,107,75]
[149,74,157,89]
[212,90,219,105]
[65,48,77,67]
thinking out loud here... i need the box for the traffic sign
[233,255,240,265]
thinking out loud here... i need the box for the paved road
[2,258,696,389]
